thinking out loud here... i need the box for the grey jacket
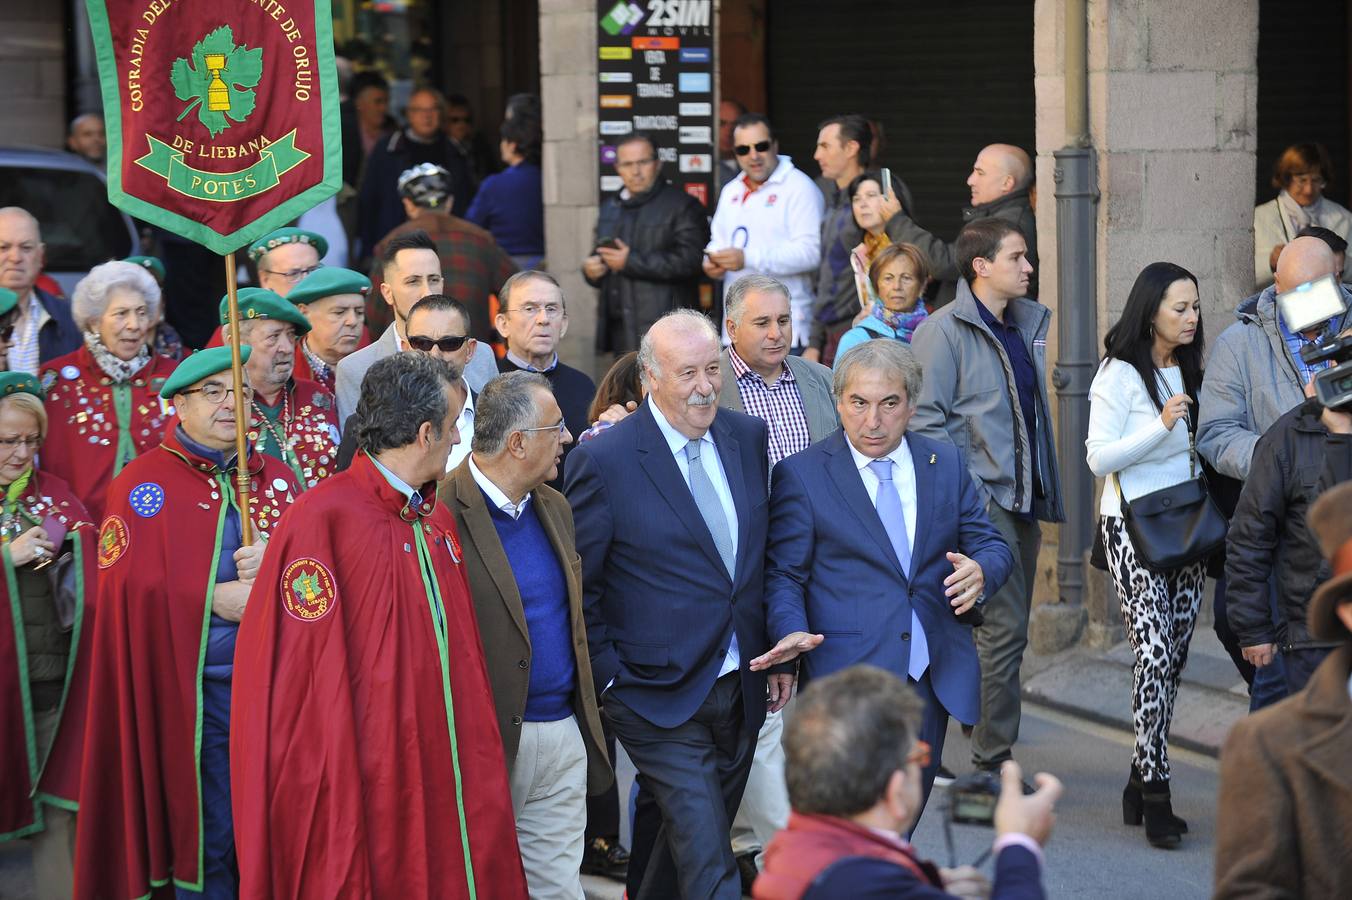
[718,350,839,443]
[334,324,500,421]
[909,279,1063,521]
[885,187,1039,306]
[1197,285,1351,480]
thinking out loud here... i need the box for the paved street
[3,701,1223,899]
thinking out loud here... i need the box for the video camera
[1277,275,1352,412]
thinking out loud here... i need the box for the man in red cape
[231,351,526,899]
[73,346,302,899]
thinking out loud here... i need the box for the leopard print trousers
[1100,515,1207,782]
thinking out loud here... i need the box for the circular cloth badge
[129,482,165,518]
[281,557,338,622]
[98,516,130,569]
[61,365,81,381]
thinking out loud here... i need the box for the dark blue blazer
[804,846,1044,900]
[35,287,80,365]
[565,399,772,734]
[765,429,1013,725]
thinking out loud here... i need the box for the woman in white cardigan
[1086,261,1207,851]
[1254,142,1352,290]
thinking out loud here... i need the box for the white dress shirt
[846,435,918,563]
[467,452,531,520]
[447,386,476,473]
[649,401,741,677]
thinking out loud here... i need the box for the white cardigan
[1085,359,1194,518]
[1253,196,1352,290]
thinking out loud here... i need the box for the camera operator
[754,665,1061,900]
[1215,481,1352,898]
[1226,331,1352,693]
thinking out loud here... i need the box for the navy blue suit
[765,429,1013,811]
[566,399,772,899]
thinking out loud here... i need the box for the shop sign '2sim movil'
[84,0,341,254]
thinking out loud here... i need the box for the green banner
[135,131,310,202]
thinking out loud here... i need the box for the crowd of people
[0,87,1347,900]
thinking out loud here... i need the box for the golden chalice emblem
[204,53,230,112]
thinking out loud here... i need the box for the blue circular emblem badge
[129,482,165,518]
[60,365,81,381]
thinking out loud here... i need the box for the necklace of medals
[251,390,298,467]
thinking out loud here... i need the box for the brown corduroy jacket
[1214,644,1352,898]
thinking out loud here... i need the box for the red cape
[40,347,178,523]
[73,432,301,898]
[248,378,342,490]
[0,471,97,840]
[231,451,527,899]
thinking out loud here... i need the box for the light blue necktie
[687,439,735,577]
[868,458,929,680]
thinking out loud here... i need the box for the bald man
[1199,236,1349,480]
[883,143,1038,305]
[66,113,107,167]
[0,207,81,373]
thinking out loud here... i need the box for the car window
[0,166,132,271]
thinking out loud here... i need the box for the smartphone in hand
[881,168,893,200]
[596,237,620,251]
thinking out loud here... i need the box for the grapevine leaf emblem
[169,25,263,138]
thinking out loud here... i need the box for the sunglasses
[0,324,13,343]
[734,140,772,156]
[408,334,469,353]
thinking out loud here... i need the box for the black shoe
[978,763,1035,795]
[1139,779,1183,849]
[581,836,630,881]
[736,851,760,895]
[1124,763,1188,833]
[933,765,957,787]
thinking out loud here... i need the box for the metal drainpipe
[1051,0,1098,610]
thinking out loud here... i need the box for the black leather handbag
[1112,417,1227,573]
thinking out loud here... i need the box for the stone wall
[0,0,67,148]
[1034,0,1259,648]
[540,0,601,376]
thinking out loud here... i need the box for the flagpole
[224,251,254,546]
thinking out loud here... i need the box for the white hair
[71,260,161,332]
[637,308,719,386]
[724,273,790,326]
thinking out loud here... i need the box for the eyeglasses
[446,115,471,124]
[616,158,657,172]
[519,418,567,437]
[0,436,41,450]
[408,334,469,353]
[507,303,564,320]
[734,140,772,156]
[906,740,932,769]
[179,383,254,405]
[260,263,323,284]
[1290,173,1327,189]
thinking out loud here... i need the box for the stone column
[540,0,602,377]
[1033,0,1258,649]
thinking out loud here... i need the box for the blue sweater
[177,428,242,682]
[465,162,544,256]
[486,495,575,721]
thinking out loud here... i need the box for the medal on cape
[61,365,81,381]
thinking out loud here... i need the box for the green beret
[247,227,328,263]
[159,346,253,399]
[287,267,371,306]
[218,287,312,335]
[123,255,166,283]
[0,288,17,318]
[0,371,43,400]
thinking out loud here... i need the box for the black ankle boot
[1140,779,1183,849]
[1124,763,1188,833]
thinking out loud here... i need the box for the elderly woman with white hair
[38,260,177,521]
[0,372,97,899]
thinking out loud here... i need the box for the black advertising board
[596,1,716,210]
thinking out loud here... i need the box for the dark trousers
[910,670,950,832]
[177,678,237,899]
[972,504,1041,768]
[1283,646,1335,694]
[607,675,753,900]
[1210,574,1255,686]
[584,714,621,841]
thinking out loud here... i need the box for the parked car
[0,146,139,296]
